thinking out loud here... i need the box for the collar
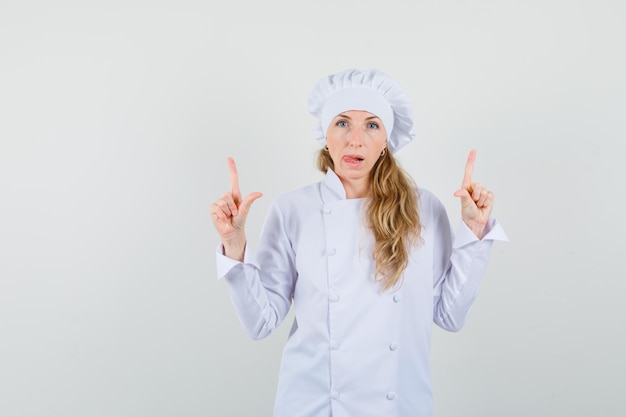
[320,168,347,203]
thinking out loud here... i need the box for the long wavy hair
[317,148,422,291]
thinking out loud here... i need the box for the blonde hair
[317,149,422,291]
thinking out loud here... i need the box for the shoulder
[275,181,320,203]
[263,180,324,232]
[417,187,446,217]
[416,187,453,238]
[270,180,323,214]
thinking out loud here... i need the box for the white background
[1,0,624,416]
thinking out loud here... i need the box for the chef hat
[307,68,416,153]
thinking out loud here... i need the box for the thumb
[238,192,263,217]
[453,188,474,206]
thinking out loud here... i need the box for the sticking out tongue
[344,156,363,163]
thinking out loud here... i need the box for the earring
[380,148,387,157]
[324,145,329,151]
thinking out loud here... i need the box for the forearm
[216,233,295,339]
[433,218,508,331]
[223,261,289,340]
[433,238,494,331]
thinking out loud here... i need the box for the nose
[348,126,364,147]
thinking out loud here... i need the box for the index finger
[227,157,241,200]
[461,149,477,188]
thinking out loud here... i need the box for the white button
[389,343,398,351]
[330,390,340,400]
[328,248,336,256]
[329,293,340,302]
[393,294,401,303]
[386,392,396,400]
[330,340,340,350]
[323,205,331,214]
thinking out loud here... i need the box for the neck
[340,177,370,199]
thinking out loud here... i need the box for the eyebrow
[336,113,382,120]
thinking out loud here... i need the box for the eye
[367,122,379,129]
[336,120,348,128]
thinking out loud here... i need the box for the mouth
[343,155,365,167]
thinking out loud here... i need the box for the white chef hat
[307,68,416,153]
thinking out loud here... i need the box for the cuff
[452,218,509,249]
[215,243,259,279]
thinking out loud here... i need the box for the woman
[210,68,507,417]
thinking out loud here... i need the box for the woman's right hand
[210,157,263,261]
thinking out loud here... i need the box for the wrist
[222,240,246,261]
[464,221,485,240]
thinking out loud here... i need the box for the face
[325,110,388,190]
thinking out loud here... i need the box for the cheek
[325,132,343,147]
[329,149,342,166]
[325,136,344,156]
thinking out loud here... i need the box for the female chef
[210,68,508,417]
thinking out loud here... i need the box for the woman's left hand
[453,149,494,239]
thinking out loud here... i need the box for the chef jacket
[216,169,508,417]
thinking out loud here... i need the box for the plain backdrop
[1,0,625,416]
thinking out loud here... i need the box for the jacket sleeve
[431,198,508,332]
[216,201,297,340]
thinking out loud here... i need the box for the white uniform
[216,169,507,417]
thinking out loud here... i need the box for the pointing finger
[227,157,241,203]
[461,149,476,189]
